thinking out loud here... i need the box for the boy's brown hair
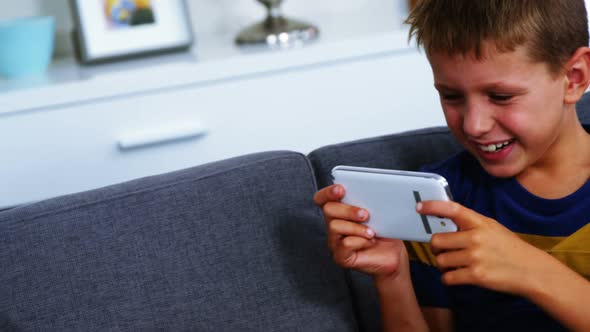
[405,0,589,76]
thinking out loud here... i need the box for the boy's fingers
[328,219,375,240]
[313,185,344,206]
[435,249,472,270]
[441,267,484,286]
[340,236,376,250]
[332,236,376,267]
[417,200,487,230]
[327,219,374,253]
[430,230,474,252]
[323,202,369,223]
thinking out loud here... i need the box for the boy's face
[428,42,570,178]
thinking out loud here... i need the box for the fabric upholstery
[0,151,357,331]
[576,91,590,124]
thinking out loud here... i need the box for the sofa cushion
[0,151,357,331]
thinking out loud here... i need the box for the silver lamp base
[236,17,319,46]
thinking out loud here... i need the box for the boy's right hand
[313,184,410,281]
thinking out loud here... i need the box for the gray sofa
[2,96,589,331]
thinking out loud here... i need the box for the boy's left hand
[419,200,553,296]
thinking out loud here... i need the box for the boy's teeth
[480,140,512,152]
[485,144,497,152]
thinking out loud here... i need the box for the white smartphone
[331,165,458,242]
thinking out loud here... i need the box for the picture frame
[70,0,194,64]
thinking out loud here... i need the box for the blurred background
[0,0,407,59]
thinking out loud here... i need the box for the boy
[314,1,590,331]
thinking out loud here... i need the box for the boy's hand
[420,200,554,296]
[313,184,409,281]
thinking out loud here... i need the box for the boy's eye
[489,94,513,102]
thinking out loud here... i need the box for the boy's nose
[462,103,495,138]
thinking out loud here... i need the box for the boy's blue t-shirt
[412,150,590,332]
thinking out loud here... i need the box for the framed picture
[70,0,194,64]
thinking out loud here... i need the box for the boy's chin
[478,160,523,178]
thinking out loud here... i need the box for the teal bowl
[0,16,55,78]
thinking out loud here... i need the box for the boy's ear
[564,47,590,105]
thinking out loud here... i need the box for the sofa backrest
[0,151,357,331]
[310,126,462,189]
[577,91,590,124]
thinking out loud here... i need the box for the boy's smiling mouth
[477,139,515,153]
[471,138,517,164]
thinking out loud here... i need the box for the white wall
[0,0,402,58]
